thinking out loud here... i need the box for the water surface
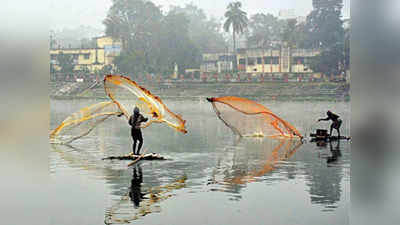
[50,98,350,225]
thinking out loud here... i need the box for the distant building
[50,36,121,73]
[236,47,320,74]
[201,47,320,75]
[200,53,235,73]
[278,9,296,20]
[278,9,306,24]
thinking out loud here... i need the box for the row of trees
[224,0,348,75]
[104,0,226,78]
[54,0,348,78]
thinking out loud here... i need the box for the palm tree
[224,2,248,71]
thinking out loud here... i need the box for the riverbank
[50,81,350,101]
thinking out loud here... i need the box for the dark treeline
[100,0,349,78]
[246,0,348,76]
[103,0,225,78]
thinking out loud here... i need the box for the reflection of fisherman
[129,165,145,208]
[318,110,342,138]
[129,107,148,155]
[327,140,342,164]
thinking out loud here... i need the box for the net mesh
[104,75,187,133]
[226,139,303,185]
[50,101,121,144]
[208,96,302,138]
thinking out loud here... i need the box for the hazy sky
[49,0,350,31]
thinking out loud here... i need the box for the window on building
[257,57,262,64]
[248,57,255,65]
[50,54,57,60]
[239,58,246,65]
[263,56,279,64]
[269,57,279,65]
[84,54,90,59]
[292,57,305,65]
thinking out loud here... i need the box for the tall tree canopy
[224,1,248,53]
[105,0,204,77]
[247,13,281,48]
[158,10,199,74]
[104,0,163,51]
[306,0,344,48]
[280,18,298,47]
[170,4,227,53]
[307,0,346,76]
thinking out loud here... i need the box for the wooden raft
[102,153,167,161]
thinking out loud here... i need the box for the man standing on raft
[318,110,342,138]
[129,106,148,155]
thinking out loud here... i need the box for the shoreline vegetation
[50,81,350,101]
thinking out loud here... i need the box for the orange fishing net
[104,75,187,133]
[207,96,302,138]
[50,101,121,144]
[226,139,303,185]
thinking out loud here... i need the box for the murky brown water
[50,98,350,225]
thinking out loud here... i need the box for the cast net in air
[207,96,302,138]
[50,101,121,144]
[104,74,187,133]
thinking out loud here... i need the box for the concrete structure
[200,53,235,73]
[50,36,121,72]
[239,47,320,75]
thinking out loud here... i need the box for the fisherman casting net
[207,96,302,138]
[104,75,187,133]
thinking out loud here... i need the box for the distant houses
[50,36,121,73]
[200,47,324,80]
[50,36,347,82]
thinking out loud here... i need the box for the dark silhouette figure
[129,107,148,155]
[318,110,342,138]
[327,140,342,164]
[129,165,145,208]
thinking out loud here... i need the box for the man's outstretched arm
[318,117,330,122]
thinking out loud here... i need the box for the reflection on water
[129,166,144,208]
[327,141,342,164]
[104,165,186,224]
[208,138,303,200]
[305,140,348,211]
[50,98,350,225]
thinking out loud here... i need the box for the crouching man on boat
[318,110,342,138]
[129,106,148,155]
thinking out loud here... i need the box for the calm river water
[50,98,350,225]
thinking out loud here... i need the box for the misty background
[49,0,350,34]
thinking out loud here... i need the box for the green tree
[158,11,200,74]
[280,18,298,47]
[292,21,313,49]
[224,1,248,63]
[307,0,346,76]
[104,0,164,76]
[108,3,200,77]
[103,0,163,51]
[113,50,146,78]
[247,13,280,48]
[309,42,344,77]
[306,0,344,48]
[170,4,227,54]
[56,52,75,73]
